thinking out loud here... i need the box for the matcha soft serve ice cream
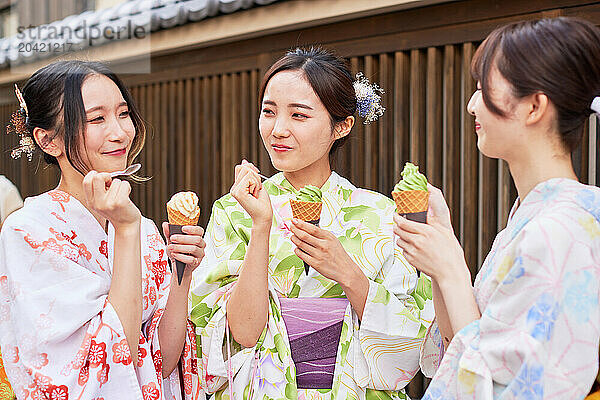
[392,162,429,223]
[290,185,323,274]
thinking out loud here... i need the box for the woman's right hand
[82,170,141,230]
[230,160,272,226]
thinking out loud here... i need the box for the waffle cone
[392,190,429,213]
[167,206,200,226]
[290,199,322,222]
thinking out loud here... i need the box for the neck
[56,168,107,228]
[283,157,332,190]
[507,139,577,201]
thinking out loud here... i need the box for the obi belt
[279,297,349,389]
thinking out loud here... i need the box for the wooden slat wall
[2,43,599,268]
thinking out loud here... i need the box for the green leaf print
[338,228,363,254]
[288,283,301,298]
[273,254,302,276]
[265,181,287,196]
[340,187,352,201]
[341,205,380,233]
[219,197,238,209]
[375,197,391,210]
[412,291,426,310]
[365,389,394,400]
[285,383,297,400]
[190,301,213,328]
[321,283,345,298]
[269,295,281,321]
[230,242,246,261]
[372,285,391,305]
[230,210,253,228]
[273,333,290,360]
[415,275,433,300]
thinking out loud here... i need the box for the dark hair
[21,60,146,175]
[472,17,600,152]
[259,47,357,158]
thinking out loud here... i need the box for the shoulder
[2,192,51,228]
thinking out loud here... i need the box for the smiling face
[259,70,344,180]
[467,66,527,160]
[79,74,135,173]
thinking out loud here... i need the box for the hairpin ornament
[353,72,385,124]
[7,84,35,161]
[591,96,600,115]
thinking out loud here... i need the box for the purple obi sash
[279,297,349,389]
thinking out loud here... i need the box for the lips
[272,144,293,152]
[103,148,127,156]
[474,121,481,132]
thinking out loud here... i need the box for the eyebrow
[85,101,128,114]
[262,100,313,111]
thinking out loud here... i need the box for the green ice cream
[296,185,322,203]
[394,162,428,192]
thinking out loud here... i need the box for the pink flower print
[183,372,193,394]
[153,350,162,380]
[88,340,107,368]
[98,241,108,259]
[78,364,89,386]
[137,346,147,368]
[142,382,160,400]
[148,286,157,306]
[48,191,70,212]
[33,372,52,392]
[30,353,49,369]
[48,384,69,400]
[96,363,109,386]
[112,339,132,365]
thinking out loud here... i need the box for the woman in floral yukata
[189,47,434,400]
[0,61,206,400]
[394,17,600,399]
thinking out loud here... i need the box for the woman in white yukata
[189,47,434,400]
[0,61,205,400]
[394,17,600,399]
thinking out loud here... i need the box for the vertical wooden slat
[350,56,365,189]
[442,44,461,224]
[426,46,443,187]
[410,49,426,166]
[160,82,169,222]
[250,69,259,168]
[211,76,220,200]
[377,53,391,194]
[220,74,232,194]
[393,51,410,182]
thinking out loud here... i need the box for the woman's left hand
[290,218,358,284]
[162,222,206,276]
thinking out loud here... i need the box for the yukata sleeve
[0,218,145,399]
[189,197,256,394]
[352,221,435,391]
[424,210,600,399]
[139,220,202,400]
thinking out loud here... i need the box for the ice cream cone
[166,192,200,284]
[392,190,429,223]
[290,199,322,222]
[290,199,322,274]
[167,206,200,226]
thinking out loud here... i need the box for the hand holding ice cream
[166,191,203,284]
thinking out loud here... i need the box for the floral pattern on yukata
[0,191,203,400]
[190,172,434,400]
[421,179,600,399]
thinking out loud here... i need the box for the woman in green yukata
[189,47,434,400]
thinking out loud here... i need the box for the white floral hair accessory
[353,72,385,124]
